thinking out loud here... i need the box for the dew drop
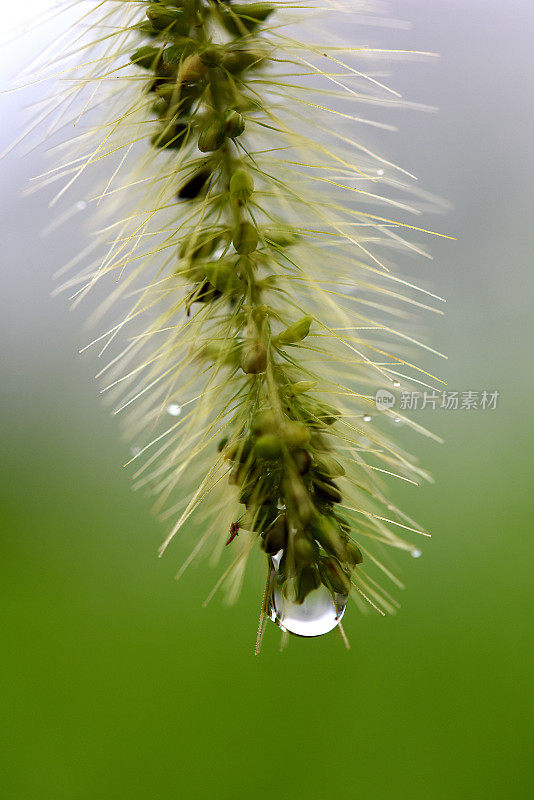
[268,554,347,637]
[269,583,347,637]
[76,200,87,211]
[377,168,384,176]
[394,417,402,424]
[362,414,372,422]
[393,380,401,388]
[167,403,182,417]
[411,548,422,558]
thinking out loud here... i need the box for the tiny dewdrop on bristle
[411,549,423,559]
[25,0,446,653]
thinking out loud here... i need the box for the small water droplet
[393,380,401,388]
[394,417,402,424]
[411,548,422,559]
[363,414,372,422]
[76,200,87,211]
[167,403,182,417]
[377,168,384,176]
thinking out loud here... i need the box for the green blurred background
[1,1,532,798]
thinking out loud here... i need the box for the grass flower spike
[23,0,447,650]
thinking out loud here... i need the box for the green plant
[29,1,448,650]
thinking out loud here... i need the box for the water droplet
[363,414,372,422]
[377,168,384,176]
[268,555,347,637]
[394,417,402,424]
[167,403,182,417]
[269,583,347,637]
[393,380,401,388]
[411,548,422,558]
[76,200,87,211]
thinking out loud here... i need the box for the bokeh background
[1,1,533,798]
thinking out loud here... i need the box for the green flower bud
[253,410,276,434]
[199,45,223,67]
[241,342,267,374]
[288,380,317,396]
[313,478,342,504]
[293,535,319,565]
[220,3,275,36]
[255,434,283,458]
[318,557,351,595]
[224,109,245,138]
[204,262,241,292]
[233,221,258,254]
[179,231,221,260]
[130,46,162,71]
[221,49,266,74]
[179,53,207,84]
[295,565,321,604]
[230,169,254,203]
[282,421,310,448]
[277,315,312,345]
[346,542,363,566]
[198,121,226,152]
[146,5,188,33]
[313,454,346,477]
[312,517,346,559]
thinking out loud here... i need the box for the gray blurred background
[1,2,533,798]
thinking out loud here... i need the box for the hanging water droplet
[76,200,87,211]
[377,168,384,176]
[167,403,182,417]
[269,583,347,637]
[393,380,401,388]
[362,414,372,422]
[411,548,422,558]
[268,555,347,637]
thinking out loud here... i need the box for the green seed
[198,121,226,153]
[255,434,283,458]
[313,454,345,477]
[295,565,321,604]
[277,315,312,345]
[312,517,346,559]
[204,262,240,292]
[230,169,254,203]
[318,557,351,595]
[241,342,267,374]
[262,516,288,554]
[221,49,265,74]
[224,109,246,138]
[282,421,310,448]
[233,221,258,254]
[220,3,275,35]
[293,536,319,565]
[130,46,162,71]
[146,5,188,33]
[288,380,317,396]
[292,448,311,474]
[346,542,363,566]
[199,45,223,67]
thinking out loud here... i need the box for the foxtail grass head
[16,0,448,651]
